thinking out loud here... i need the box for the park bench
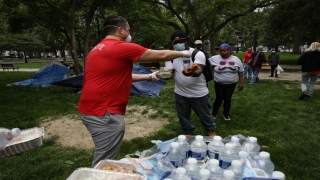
[1,64,19,71]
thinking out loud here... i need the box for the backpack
[191,49,214,83]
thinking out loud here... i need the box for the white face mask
[125,34,132,43]
[272,51,275,53]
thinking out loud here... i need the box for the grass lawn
[0,70,319,179]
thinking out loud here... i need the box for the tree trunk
[70,0,81,75]
[292,28,301,54]
[23,51,28,63]
[210,35,216,56]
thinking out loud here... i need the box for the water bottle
[230,136,241,153]
[174,167,192,180]
[167,142,184,168]
[190,135,208,162]
[227,160,243,180]
[272,171,286,180]
[207,135,225,160]
[259,151,274,175]
[238,151,248,167]
[199,169,210,180]
[219,143,239,169]
[184,158,200,180]
[241,137,260,156]
[241,142,258,159]
[222,170,235,180]
[177,135,191,161]
[206,159,223,180]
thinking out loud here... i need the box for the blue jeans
[250,68,261,84]
[175,93,216,134]
[301,72,319,96]
[243,63,252,79]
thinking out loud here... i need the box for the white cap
[11,128,21,137]
[223,170,235,178]
[199,169,210,178]
[178,135,186,141]
[259,151,270,159]
[248,137,257,143]
[213,135,222,141]
[195,135,203,141]
[272,171,286,179]
[194,40,202,44]
[231,160,242,168]
[171,142,179,149]
[209,159,219,166]
[225,143,233,150]
[176,167,186,175]
[231,136,239,142]
[187,158,197,165]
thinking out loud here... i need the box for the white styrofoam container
[0,127,44,158]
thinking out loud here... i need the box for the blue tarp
[51,64,166,98]
[8,62,70,87]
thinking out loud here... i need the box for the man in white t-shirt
[165,30,216,136]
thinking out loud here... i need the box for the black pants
[270,65,278,76]
[212,81,237,117]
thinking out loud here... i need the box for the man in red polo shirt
[78,15,191,167]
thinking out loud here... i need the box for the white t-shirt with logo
[165,48,208,98]
[209,55,244,84]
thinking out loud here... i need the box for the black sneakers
[299,91,309,100]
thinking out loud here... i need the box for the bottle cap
[259,151,270,159]
[187,158,197,165]
[176,167,186,175]
[231,136,239,142]
[178,135,186,141]
[249,137,257,143]
[223,170,235,178]
[209,159,219,166]
[213,135,222,141]
[231,160,242,168]
[272,171,285,179]
[171,142,179,149]
[195,135,203,141]
[199,169,210,178]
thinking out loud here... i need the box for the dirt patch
[40,105,169,150]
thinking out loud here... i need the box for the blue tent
[8,62,70,87]
[51,64,166,97]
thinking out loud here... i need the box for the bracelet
[148,73,152,81]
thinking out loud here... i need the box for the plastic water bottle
[241,137,260,156]
[207,135,225,160]
[272,171,286,180]
[230,136,241,153]
[177,135,191,161]
[227,160,243,180]
[259,151,274,175]
[167,142,184,168]
[222,170,235,180]
[183,158,200,180]
[219,143,239,169]
[199,169,210,180]
[206,159,223,180]
[190,135,208,162]
[238,151,248,167]
[241,142,258,159]
[174,167,192,180]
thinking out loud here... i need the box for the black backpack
[191,49,214,83]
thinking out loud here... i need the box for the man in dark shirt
[249,47,267,84]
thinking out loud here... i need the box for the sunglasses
[218,60,235,66]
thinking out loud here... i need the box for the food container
[0,127,44,158]
[159,72,173,79]
[94,159,137,174]
[67,168,146,180]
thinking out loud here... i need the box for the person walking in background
[268,48,280,78]
[165,30,216,136]
[249,47,267,84]
[243,48,253,79]
[298,42,320,100]
[209,44,244,120]
[78,15,191,167]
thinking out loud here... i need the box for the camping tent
[51,64,166,98]
[8,62,70,87]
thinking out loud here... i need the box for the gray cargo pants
[79,111,125,167]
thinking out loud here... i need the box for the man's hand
[150,71,160,81]
[238,83,244,91]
